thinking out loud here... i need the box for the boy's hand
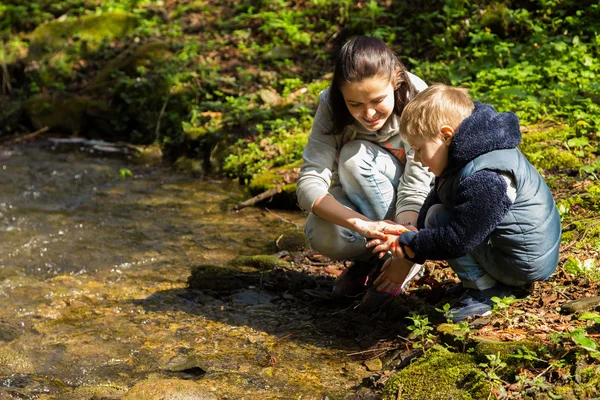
[366,233,400,258]
[372,257,413,291]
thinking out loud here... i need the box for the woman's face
[340,75,395,132]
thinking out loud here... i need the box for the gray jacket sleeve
[395,142,434,218]
[394,72,434,218]
[296,90,339,212]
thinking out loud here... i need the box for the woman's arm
[312,194,387,240]
[296,89,340,213]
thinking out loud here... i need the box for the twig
[1,59,11,94]
[155,94,170,143]
[0,43,11,95]
[2,126,49,146]
[347,347,394,356]
[273,333,292,346]
[307,261,332,266]
[265,207,296,226]
[534,365,553,380]
[396,384,403,400]
[232,187,281,211]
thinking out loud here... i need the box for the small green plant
[479,352,507,386]
[563,257,598,278]
[491,295,519,318]
[579,312,600,324]
[435,302,454,323]
[119,168,133,179]
[452,321,471,353]
[569,329,600,359]
[406,313,435,348]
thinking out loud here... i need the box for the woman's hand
[365,222,414,258]
[352,219,399,240]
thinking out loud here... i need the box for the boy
[367,84,561,321]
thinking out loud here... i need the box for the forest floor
[257,172,600,398]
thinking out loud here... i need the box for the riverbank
[1,142,599,399]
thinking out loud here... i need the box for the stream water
[0,143,371,399]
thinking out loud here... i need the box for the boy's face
[407,128,453,176]
[340,75,395,132]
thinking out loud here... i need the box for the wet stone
[163,354,207,377]
[123,379,217,400]
[561,296,600,313]
[364,357,383,372]
[230,289,276,306]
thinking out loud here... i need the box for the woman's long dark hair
[327,36,417,135]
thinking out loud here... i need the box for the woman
[296,36,434,309]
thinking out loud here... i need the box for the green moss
[28,12,138,59]
[247,160,302,194]
[230,255,288,271]
[520,128,582,171]
[92,41,171,87]
[174,156,204,176]
[274,227,308,252]
[382,345,492,400]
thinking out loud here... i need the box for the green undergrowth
[382,310,600,399]
[1,0,599,207]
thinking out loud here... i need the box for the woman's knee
[305,213,367,260]
[338,140,374,178]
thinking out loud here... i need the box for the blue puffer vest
[438,147,561,280]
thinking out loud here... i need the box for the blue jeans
[305,140,402,261]
[424,204,529,289]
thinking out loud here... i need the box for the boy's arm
[399,170,513,263]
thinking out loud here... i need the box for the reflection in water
[0,144,366,398]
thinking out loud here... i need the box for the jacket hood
[448,102,522,167]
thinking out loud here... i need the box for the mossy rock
[246,160,301,209]
[229,255,288,271]
[438,324,545,374]
[573,362,600,398]
[123,379,217,400]
[187,264,262,292]
[174,156,204,176]
[92,41,172,87]
[28,12,138,60]
[0,346,35,374]
[132,144,164,165]
[382,345,492,400]
[275,227,308,252]
[58,384,128,400]
[23,95,111,135]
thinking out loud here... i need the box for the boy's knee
[424,204,450,229]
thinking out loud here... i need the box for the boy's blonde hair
[400,83,474,139]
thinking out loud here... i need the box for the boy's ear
[440,125,455,144]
